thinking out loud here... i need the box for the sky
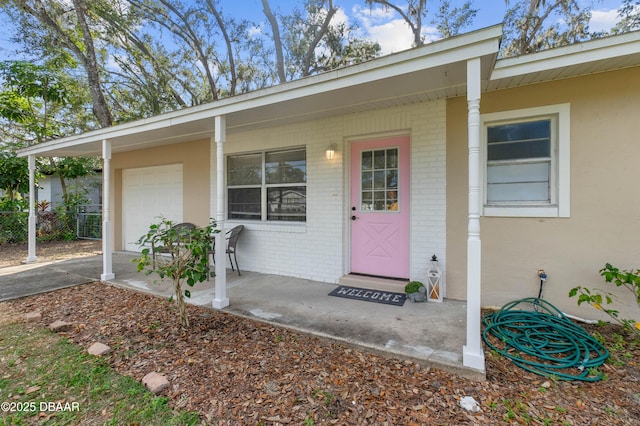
[0,0,628,59]
[226,0,626,54]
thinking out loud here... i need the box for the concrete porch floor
[1,252,478,379]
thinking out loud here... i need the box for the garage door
[122,164,183,252]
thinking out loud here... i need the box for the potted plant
[405,281,427,303]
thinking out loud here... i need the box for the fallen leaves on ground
[8,282,640,425]
[0,240,101,268]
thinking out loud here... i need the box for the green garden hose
[482,297,609,381]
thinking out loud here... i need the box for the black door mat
[328,285,406,307]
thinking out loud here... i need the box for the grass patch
[0,321,199,425]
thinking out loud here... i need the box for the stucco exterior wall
[215,100,447,284]
[446,67,640,320]
[111,139,210,250]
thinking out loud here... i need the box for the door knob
[351,215,358,221]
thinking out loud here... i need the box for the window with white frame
[481,104,570,217]
[227,148,306,222]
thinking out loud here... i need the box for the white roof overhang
[488,29,640,90]
[18,25,502,158]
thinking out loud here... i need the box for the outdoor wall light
[325,143,337,160]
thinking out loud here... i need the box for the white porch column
[463,58,485,371]
[213,115,229,309]
[100,139,115,281]
[26,155,37,263]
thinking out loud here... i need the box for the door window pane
[373,170,385,189]
[374,150,385,169]
[386,148,398,168]
[361,191,373,205]
[361,172,373,190]
[360,147,400,212]
[361,151,372,170]
[386,170,398,189]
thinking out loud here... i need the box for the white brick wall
[210,100,447,290]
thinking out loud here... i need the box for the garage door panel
[123,164,183,252]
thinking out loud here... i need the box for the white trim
[26,155,37,263]
[225,221,306,233]
[101,139,115,281]
[492,30,640,81]
[213,115,229,309]
[464,58,485,372]
[226,147,307,223]
[480,103,570,218]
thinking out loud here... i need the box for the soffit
[488,30,640,90]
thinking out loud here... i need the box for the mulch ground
[0,240,102,268]
[2,241,640,424]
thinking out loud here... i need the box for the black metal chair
[210,225,244,276]
[151,222,196,269]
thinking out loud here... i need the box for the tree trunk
[206,0,238,95]
[157,0,219,101]
[301,1,337,76]
[71,0,113,127]
[366,0,425,47]
[174,280,190,328]
[97,12,189,109]
[262,0,286,84]
[12,0,114,127]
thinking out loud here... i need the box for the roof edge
[491,29,640,80]
[18,25,502,158]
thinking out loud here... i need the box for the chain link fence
[0,211,28,245]
[77,205,102,240]
[0,205,102,245]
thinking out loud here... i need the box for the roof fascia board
[19,25,502,158]
[209,34,501,116]
[492,30,640,80]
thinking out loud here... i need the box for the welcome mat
[328,285,406,307]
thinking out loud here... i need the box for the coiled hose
[482,297,609,381]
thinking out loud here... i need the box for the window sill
[483,205,562,218]
[225,220,307,233]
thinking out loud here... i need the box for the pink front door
[350,136,410,279]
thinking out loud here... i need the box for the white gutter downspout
[101,139,115,281]
[26,155,37,263]
[463,58,485,372]
[212,115,229,309]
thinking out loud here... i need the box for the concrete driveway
[0,257,101,302]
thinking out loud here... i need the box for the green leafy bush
[134,217,219,328]
[569,263,640,335]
